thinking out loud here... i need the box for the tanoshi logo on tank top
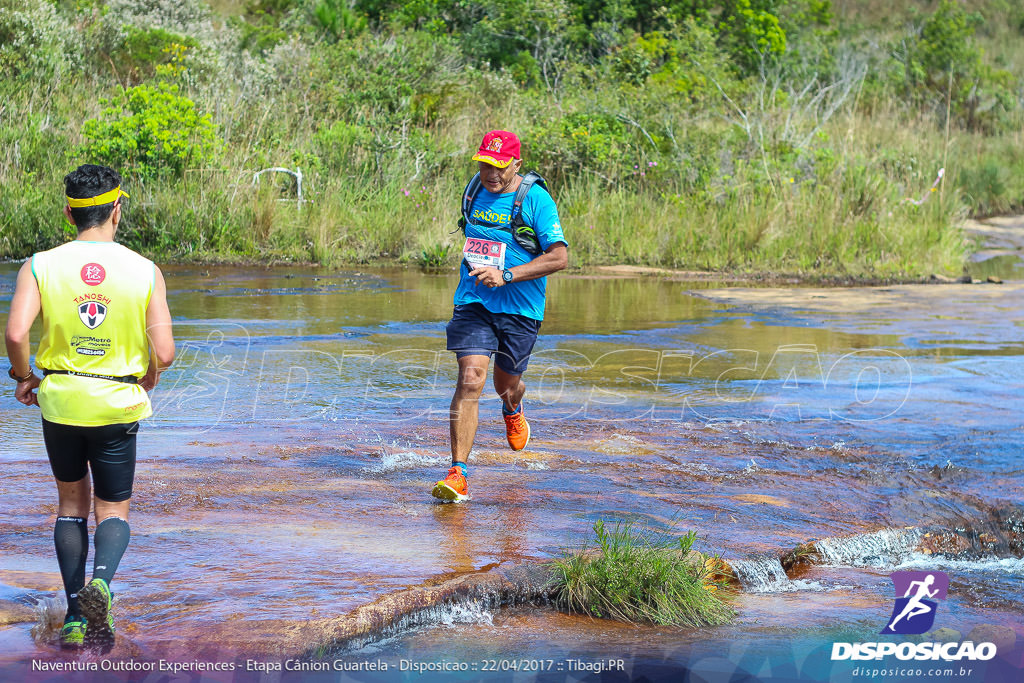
[81,263,106,286]
[78,301,107,329]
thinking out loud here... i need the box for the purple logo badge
[881,571,948,635]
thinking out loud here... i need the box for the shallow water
[0,263,1021,680]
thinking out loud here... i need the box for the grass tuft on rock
[553,520,735,627]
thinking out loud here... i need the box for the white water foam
[423,601,495,627]
[781,579,837,592]
[366,446,446,473]
[804,442,847,453]
[679,462,724,477]
[731,557,791,592]
[815,528,923,568]
[335,600,495,656]
[593,434,652,455]
[29,594,66,644]
[731,558,846,593]
[895,554,1024,574]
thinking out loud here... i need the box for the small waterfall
[815,528,923,568]
[424,601,495,626]
[731,556,791,592]
[329,600,496,655]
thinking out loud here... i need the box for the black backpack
[457,171,548,255]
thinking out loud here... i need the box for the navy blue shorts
[42,419,138,502]
[446,302,541,375]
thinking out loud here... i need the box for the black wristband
[8,366,34,382]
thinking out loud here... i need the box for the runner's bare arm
[141,266,175,391]
[4,260,42,406]
[469,243,568,287]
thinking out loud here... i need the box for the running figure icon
[881,571,949,635]
[887,574,938,631]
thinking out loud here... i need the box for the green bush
[908,0,982,80]
[80,83,223,179]
[0,0,75,81]
[314,121,376,176]
[419,242,455,269]
[312,0,367,42]
[109,26,200,84]
[717,0,787,73]
[313,30,464,121]
[624,19,740,108]
[958,160,1014,217]
[235,0,306,52]
[892,0,1016,131]
[554,520,734,627]
[529,112,635,186]
[610,31,672,86]
[460,0,572,85]
[0,171,66,259]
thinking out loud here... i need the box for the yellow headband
[66,186,129,208]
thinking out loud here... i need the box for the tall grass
[553,520,735,628]
[1,0,1019,278]
[0,78,984,278]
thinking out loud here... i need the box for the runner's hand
[14,376,40,407]
[469,267,503,288]
[140,365,160,391]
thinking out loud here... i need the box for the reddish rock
[780,542,821,572]
[916,532,971,556]
[0,599,34,625]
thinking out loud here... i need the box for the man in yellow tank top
[4,164,175,649]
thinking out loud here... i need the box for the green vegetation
[1,0,1022,278]
[553,520,734,627]
[81,83,223,179]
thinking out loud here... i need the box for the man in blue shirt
[432,130,568,501]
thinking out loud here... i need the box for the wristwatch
[502,269,514,283]
[8,366,33,382]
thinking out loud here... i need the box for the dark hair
[64,164,122,230]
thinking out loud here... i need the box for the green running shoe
[79,578,115,643]
[59,616,86,649]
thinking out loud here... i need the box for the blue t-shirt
[453,180,567,321]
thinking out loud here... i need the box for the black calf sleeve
[54,517,88,617]
[93,518,131,585]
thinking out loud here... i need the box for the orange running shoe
[503,406,530,451]
[431,466,469,502]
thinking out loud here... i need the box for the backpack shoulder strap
[461,173,482,228]
[510,171,547,227]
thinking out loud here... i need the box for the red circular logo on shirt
[81,263,106,286]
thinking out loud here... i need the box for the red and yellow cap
[471,130,521,168]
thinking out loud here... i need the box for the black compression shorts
[41,419,139,502]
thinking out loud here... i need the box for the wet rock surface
[929,628,963,643]
[2,262,1023,666]
[966,624,1017,650]
[0,600,33,626]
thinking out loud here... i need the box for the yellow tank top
[33,241,155,426]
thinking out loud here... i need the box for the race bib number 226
[463,238,506,269]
